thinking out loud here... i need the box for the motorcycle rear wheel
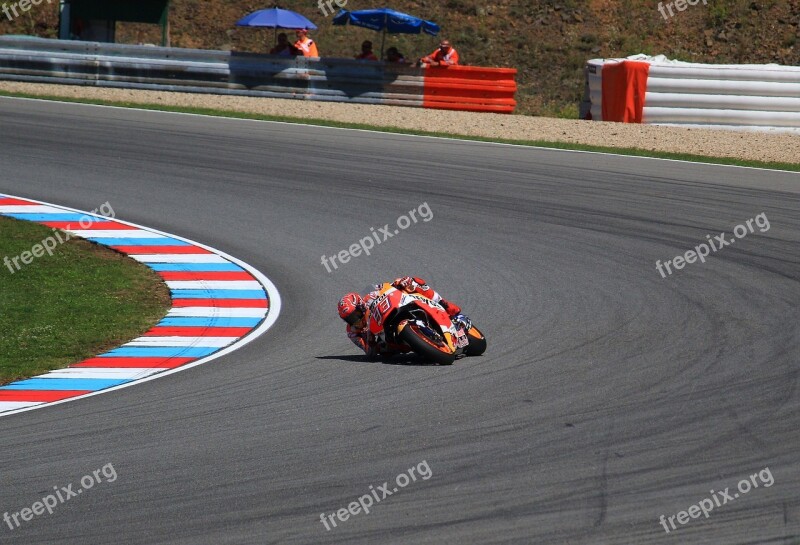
[399,322,456,365]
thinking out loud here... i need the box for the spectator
[386,47,406,64]
[355,40,379,61]
[71,17,85,40]
[420,40,459,67]
[270,33,300,56]
[294,28,319,57]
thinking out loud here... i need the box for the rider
[338,276,462,357]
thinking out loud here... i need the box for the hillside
[1,1,799,116]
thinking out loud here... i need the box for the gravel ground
[2,81,799,165]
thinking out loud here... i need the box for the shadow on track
[315,355,442,366]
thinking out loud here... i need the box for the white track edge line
[1,95,797,176]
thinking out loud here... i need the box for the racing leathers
[346,276,462,357]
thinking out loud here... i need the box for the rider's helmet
[338,292,365,326]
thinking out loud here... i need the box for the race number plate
[455,327,469,348]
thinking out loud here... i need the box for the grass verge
[1,90,799,173]
[0,215,171,385]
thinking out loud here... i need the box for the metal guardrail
[0,36,516,113]
[584,56,800,131]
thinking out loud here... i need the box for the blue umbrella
[333,8,440,60]
[236,8,317,30]
[236,7,317,47]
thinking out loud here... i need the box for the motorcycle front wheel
[398,321,456,365]
[465,325,487,356]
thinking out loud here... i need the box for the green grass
[2,90,798,173]
[0,216,170,385]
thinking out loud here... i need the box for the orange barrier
[423,66,517,113]
[600,60,650,123]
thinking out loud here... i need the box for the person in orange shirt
[355,40,379,61]
[420,40,459,67]
[294,28,319,57]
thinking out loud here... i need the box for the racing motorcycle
[366,283,487,365]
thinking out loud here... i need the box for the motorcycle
[366,283,487,365]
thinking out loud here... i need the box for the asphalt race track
[0,97,798,545]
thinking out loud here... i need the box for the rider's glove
[453,313,471,330]
[393,276,415,292]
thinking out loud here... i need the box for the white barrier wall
[585,54,800,132]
